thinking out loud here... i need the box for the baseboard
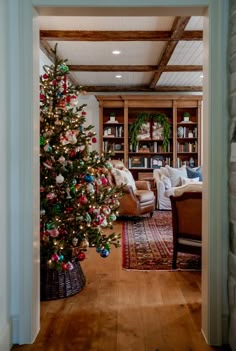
[0,321,11,351]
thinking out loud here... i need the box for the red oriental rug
[122,211,201,271]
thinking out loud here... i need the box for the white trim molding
[6,0,229,346]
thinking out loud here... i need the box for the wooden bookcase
[96,95,202,179]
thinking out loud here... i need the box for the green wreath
[129,112,171,151]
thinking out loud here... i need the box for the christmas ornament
[47,228,59,237]
[44,144,52,152]
[78,195,88,205]
[46,222,55,230]
[53,204,62,214]
[59,64,69,73]
[85,213,91,222]
[100,176,108,186]
[84,174,94,183]
[102,206,111,215]
[100,219,108,227]
[46,192,56,200]
[79,238,89,249]
[62,263,68,271]
[108,214,117,221]
[72,237,79,246]
[77,252,86,261]
[92,137,97,143]
[40,136,45,146]
[67,261,74,270]
[56,174,64,184]
[58,156,66,164]
[100,249,110,258]
[59,254,64,261]
[51,253,59,262]
[86,183,95,193]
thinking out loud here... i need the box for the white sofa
[153,165,203,210]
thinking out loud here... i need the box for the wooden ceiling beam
[40,29,202,41]
[85,85,202,93]
[149,16,191,89]
[68,64,203,72]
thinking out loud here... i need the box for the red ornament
[69,150,76,158]
[65,207,73,213]
[92,137,97,143]
[51,253,59,262]
[77,252,86,261]
[78,195,88,205]
[43,73,49,79]
[62,263,68,271]
[100,176,108,186]
[81,111,87,116]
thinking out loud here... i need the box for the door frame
[8,0,229,345]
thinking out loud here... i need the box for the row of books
[176,157,196,168]
[129,141,172,153]
[128,156,172,169]
[103,141,124,153]
[178,126,198,138]
[103,125,123,138]
[177,141,198,153]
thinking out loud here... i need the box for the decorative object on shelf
[183,111,190,122]
[130,156,145,168]
[188,131,194,138]
[129,112,170,152]
[106,112,118,123]
[152,155,164,169]
[177,126,184,138]
[40,44,124,300]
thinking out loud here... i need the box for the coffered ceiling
[39,15,203,93]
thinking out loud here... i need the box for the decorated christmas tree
[40,45,122,273]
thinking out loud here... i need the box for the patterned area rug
[122,210,201,271]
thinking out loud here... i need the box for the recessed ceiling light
[115,75,122,79]
[112,50,121,55]
[200,73,204,78]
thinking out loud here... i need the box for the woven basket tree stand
[40,258,86,301]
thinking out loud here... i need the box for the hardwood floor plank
[11,220,229,351]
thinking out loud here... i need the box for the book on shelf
[103,125,123,137]
[151,156,164,169]
[129,156,145,168]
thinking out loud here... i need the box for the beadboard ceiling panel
[157,72,203,87]
[39,15,203,93]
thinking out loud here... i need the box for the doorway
[10,1,229,346]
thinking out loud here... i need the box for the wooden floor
[12,220,229,351]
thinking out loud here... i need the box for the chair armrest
[135,180,151,190]
[156,180,166,197]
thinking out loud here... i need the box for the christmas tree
[40,45,123,272]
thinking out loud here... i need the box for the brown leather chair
[108,160,155,217]
[170,192,202,269]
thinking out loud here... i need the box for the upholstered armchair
[108,160,155,217]
[170,191,202,269]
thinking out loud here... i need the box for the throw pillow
[111,168,136,191]
[181,176,199,185]
[161,174,172,190]
[187,166,203,181]
[166,165,187,187]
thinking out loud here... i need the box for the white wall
[0,0,11,350]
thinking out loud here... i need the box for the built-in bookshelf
[96,95,202,179]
